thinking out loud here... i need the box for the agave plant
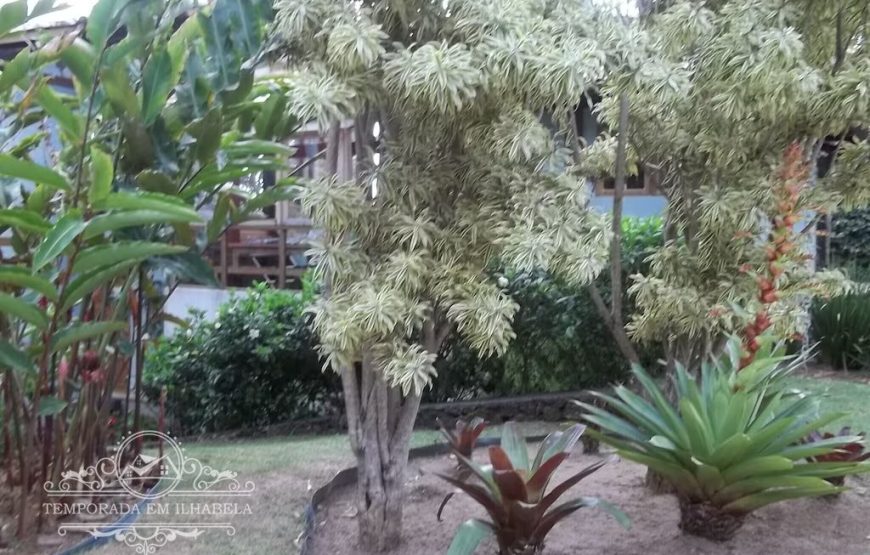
[438,422,629,555]
[579,338,870,542]
[805,427,870,486]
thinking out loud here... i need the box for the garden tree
[593,0,870,371]
[0,0,293,539]
[274,0,616,549]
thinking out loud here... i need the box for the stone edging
[298,434,550,555]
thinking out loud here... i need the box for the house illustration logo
[43,430,255,552]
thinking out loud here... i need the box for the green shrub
[831,209,870,269]
[144,280,340,433]
[811,292,870,370]
[431,217,663,400]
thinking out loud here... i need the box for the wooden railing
[204,218,315,289]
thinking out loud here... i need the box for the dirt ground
[310,450,870,555]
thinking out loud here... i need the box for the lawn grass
[786,375,870,432]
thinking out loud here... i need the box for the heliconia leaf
[84,210,198,239]
[0,0,27,36]
[492,469,528,502]
[0,208,50,234]
[500,422,530,471]
[88,146,113,204]
[50,320,127,353]
[446,519,493,555]
[101,62,141,117]
[207,193,232,243]
[0,340,32,373]
[151,252,218,287]
[32,213,86,272]
[0,48,32,94]
[0,292,47,329]
[98,192,200,221]
[86,0,120,50]
[74,242,188,273]
[59,38,96,86]
[0,154,70,192]
[141,48,173,124]
[135,170,176,195]
[37,396,67,416]
[187,108,223,165]
[488,446,514,472]
[35,84,83,138]
[0,266,58,300]
[60,260,137,311]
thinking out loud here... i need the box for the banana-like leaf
[88,146,113,204]
[0,154,70,192]
[0,209,50,234]
[84,209,198,239]
[0,0,27,37]
[0,266,58,300]
[73,242,188,273]
[0,292,47,329]
[0,340,32,373]
[50,321,127,353]
[32,213,86,272]
[37,396,67,416]
[58,39,96,86]
[60,260,137,311]
[35,85,83,138]
[141,48,174,124]
[86,0,121,50]
[98,192,200,221]
[0,48,31,94]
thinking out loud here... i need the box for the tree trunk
[341,321,444,551]
[678,499,745,542]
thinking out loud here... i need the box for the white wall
[163,285,243,336]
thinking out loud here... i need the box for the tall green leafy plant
[0,0,293,540]
[580,338,870,541]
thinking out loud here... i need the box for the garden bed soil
[310,451,870,555]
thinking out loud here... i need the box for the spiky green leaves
[383,42,482,114]
[581,342,870,526]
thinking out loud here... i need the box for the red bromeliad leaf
[493,469,528,502]
[537,457,610,514]
[526,452,568,501]
[437,472,508,524]
[489,446,515,472]
[530,497,594,543]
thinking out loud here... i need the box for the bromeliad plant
[439,417,488,464]
[438,422,629,555]
[580,337,870,542]
[804,427,870,486]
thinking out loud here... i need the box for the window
[595,167,659,196]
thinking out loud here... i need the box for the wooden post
[219,233,228,287]
[278,226,287,289]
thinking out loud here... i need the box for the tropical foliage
[580,338,870,541]
[607,0,870,369]
[438,422,629,555]
[273,0,615,547]
[0,0,291,539]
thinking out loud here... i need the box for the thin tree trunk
[341,320,443,551]
[567,101,640,365]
